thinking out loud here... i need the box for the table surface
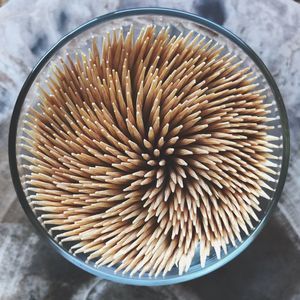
[0,0,300,299]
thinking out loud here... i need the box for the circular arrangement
[10,9,289,285]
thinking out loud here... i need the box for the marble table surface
[0,0,300,299]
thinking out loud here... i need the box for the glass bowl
[9,8,290,286]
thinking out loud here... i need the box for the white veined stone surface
[0,0,299,299]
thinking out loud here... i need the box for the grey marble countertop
[0,0,300,299]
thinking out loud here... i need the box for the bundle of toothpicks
[21,25,279,277]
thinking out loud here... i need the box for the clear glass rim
[8,7,290,286]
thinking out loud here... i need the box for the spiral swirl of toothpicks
[21,25,279,277]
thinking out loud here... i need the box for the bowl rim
[8,7,290,286]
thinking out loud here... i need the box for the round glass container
[9,8,290,286]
